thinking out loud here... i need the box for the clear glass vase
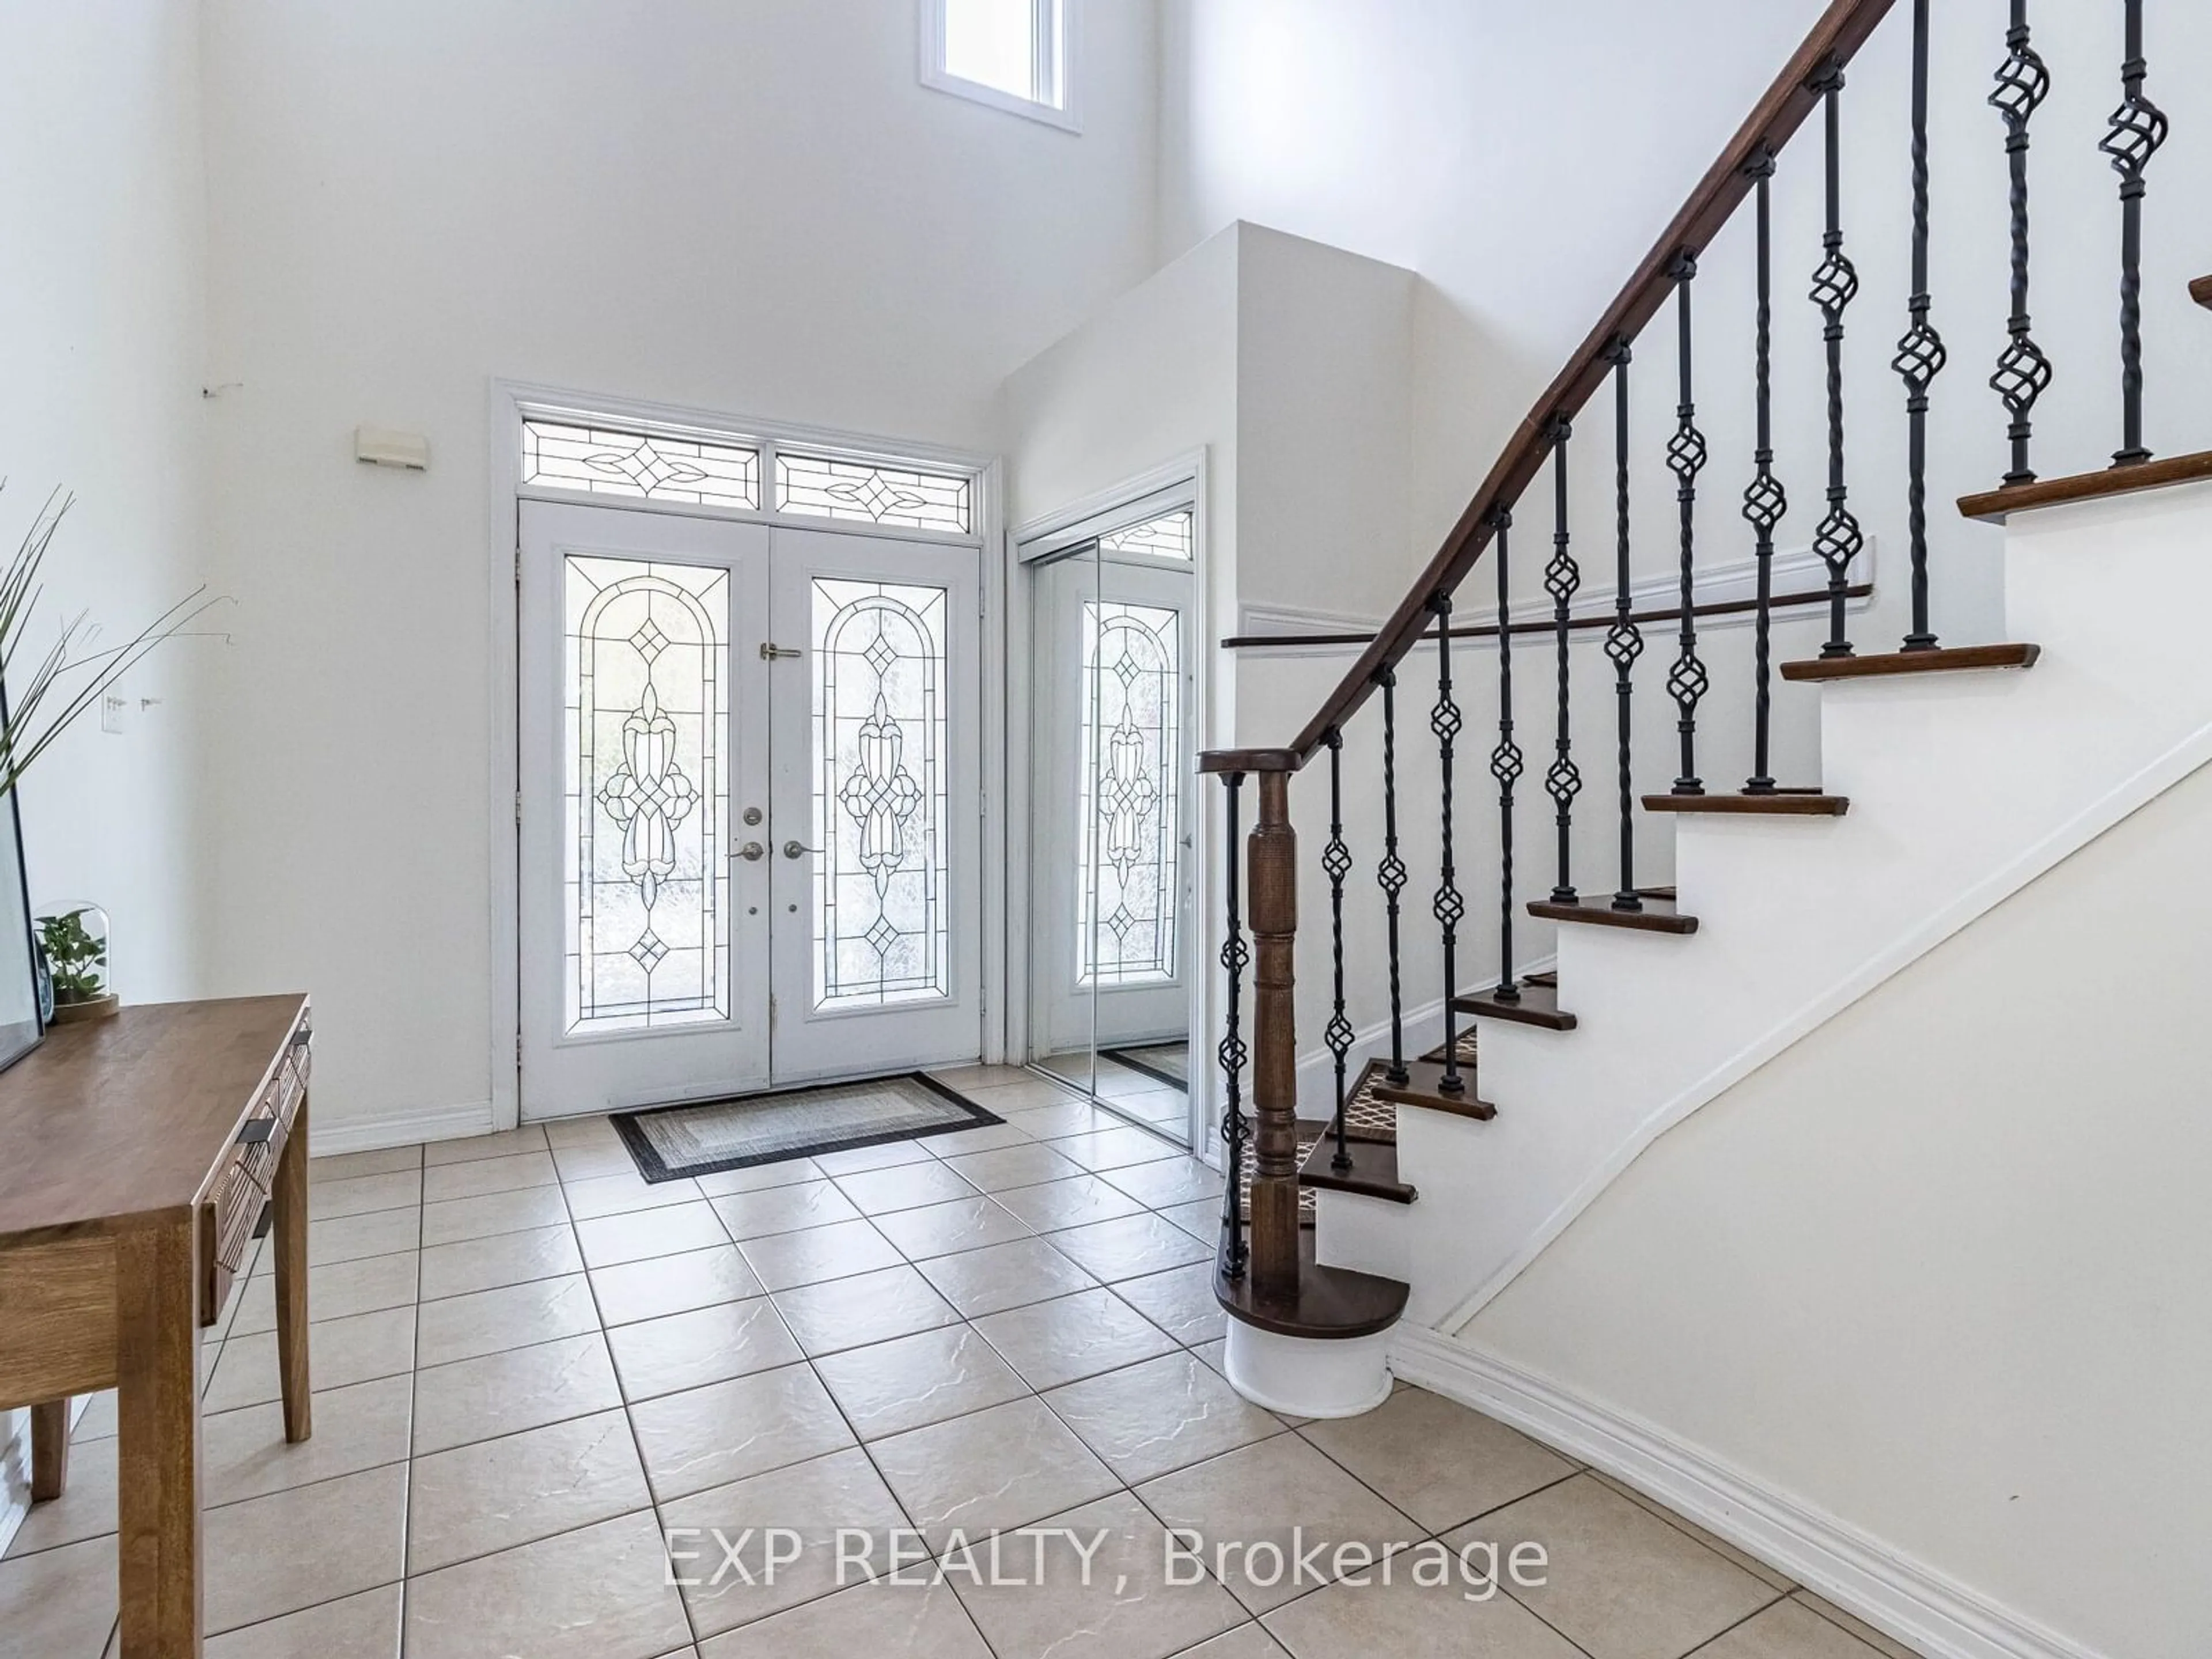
[36,901,115,1022]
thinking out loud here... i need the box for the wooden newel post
[1246,769,1302,1298]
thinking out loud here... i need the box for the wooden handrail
[1210,0,1898,769]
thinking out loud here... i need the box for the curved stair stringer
[1306,479,2212,1332]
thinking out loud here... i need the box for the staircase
[1196,0,2212,1419]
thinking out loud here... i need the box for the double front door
[517,501,981,1119]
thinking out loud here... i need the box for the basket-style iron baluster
[1544,422,1582,897]
[1743,145,1787,789]
[1430,590,1468,1095]
[1605,343,1643,910]
[1491,508,1523,1002]
[1215,771,1251,1281]
[2102,0,2165,467]
[1322,730,1355,1172]
[1666,256,1709,796]
[1893,0,1947,651]
[1809,63,1863,659]
[1375,668,1410,1087]
[1989,2,2052,486]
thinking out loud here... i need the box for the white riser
[1352,480,2212,1330]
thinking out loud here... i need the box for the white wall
[0,0,211,1540]
[1464,755,2212,1659]
[1002,221,1418,1128]
[195,0,1161,1140]
[0,0,210,998]
[1163,0,2212,709]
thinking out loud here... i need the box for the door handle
[782,840,820,859]
[735,841,766,862]
[759,642,804,661]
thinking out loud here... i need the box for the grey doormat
[612,1073,1002,1183]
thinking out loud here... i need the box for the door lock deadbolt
[743,806,763,826]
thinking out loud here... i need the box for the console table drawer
[199,1014,312,1326]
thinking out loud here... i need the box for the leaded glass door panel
[766,527,983,1082]
[518,502,773,1118]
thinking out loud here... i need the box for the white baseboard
[310,1099,496,1156]
[1389,1327,2104,1659]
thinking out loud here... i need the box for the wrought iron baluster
[1215,771,1251,1281]
[1743,145,1787,789]
[1990,3,2051,486]
[2102,0,2166,467]
[1374,669,1410,1086]
[1605,343,1643,910]
[1430,591,1468,1096]
[1892,0,1947,651]
[1322,730,1355,1171]
[1809,63,1864,658]
[1544,423,1582,897]
[1490,509,1523,1002]
[1665,257,1709,796]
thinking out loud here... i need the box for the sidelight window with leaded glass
[563,556,730,1034]
[812,579,952,1008]
[1078,600,1181,986]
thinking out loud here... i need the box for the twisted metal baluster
[1990,3,2052,486]
[1665,257,1709,796]
[1809,62,1864,659]
[1322,729,1355,1171]
[1215,772,1251,1281]
[2102,0,2166,467]
[1375,669,1410,1086]
[1605,343,1643,910]
[1491,509,1524,1004]
[1743,144,1787,789]
[1544,422,1582,897]
[1892,0,1947,650]
[1430,590,1468,1095]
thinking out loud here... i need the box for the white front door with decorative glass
[518,501,982,1119]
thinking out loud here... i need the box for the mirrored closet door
[1025,505,1196,1144]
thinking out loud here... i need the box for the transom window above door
[518,414,981,540]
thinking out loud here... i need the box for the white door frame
[1008,452,1214,1158]
[487,380,1007,1133]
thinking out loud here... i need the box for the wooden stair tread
[1526,969,1558,988]
[1529,890,1698,934]
[1781,643,2039,681]
[1455,980,1576,1030]
[1298,1134,1416,1205]
[1214,1228,1410,1340]
[1373,1058,1497,1122]
[1643,790,1849,816]
[1959,449,2212,522]
[2190,274,2211,310]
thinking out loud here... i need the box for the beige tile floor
[0,1065,1920,1659]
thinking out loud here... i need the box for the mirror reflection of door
[1025,504,1196,1145]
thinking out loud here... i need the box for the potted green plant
[0,490,213,1059]
[37,903,114,1022]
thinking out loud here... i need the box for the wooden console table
[0,995,313,1658]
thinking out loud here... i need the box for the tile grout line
[558,1152,711,1659]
